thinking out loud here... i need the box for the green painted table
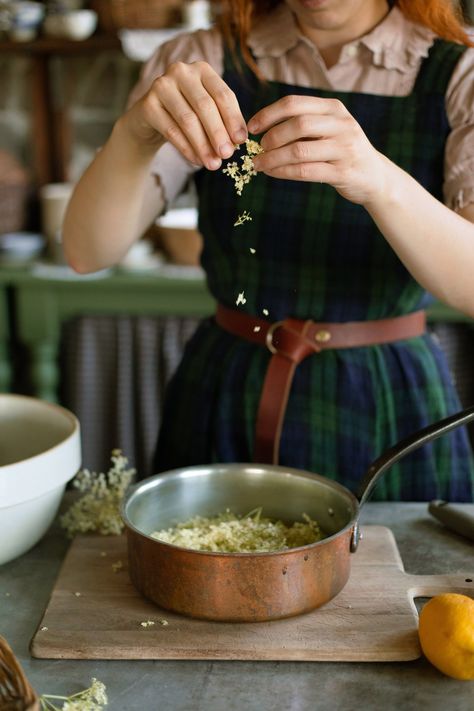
[0,264,472,402]
[0,265,215,401]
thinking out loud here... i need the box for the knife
[428,500,474,542]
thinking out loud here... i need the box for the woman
[63,0,474,500]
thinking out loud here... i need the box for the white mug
[183,0,212,30]
[39,182,74,253]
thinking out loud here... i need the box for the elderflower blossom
[60,450,135,537]
[222,138,263,196]
[234,210,252,227]
[245,139,264,157]
[40,678,107,711]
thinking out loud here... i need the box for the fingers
[141,91,201,165]
[248,95,347,134]
[178,70,244,162]
[147,61,247,169]
[253,139,342,173]
[200,67,248,146]
[259,114,349,152]
[154,75,223,170]
[262,162,340,184]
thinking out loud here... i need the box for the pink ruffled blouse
[127,4,474,213]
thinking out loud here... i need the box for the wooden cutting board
[30,526,473,662]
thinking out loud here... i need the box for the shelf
[0,34,122,55]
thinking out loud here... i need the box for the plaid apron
[154,39,474,501]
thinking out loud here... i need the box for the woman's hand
[248,96,390,206]
[125,61,248,170]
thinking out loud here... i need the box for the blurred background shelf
[0,34,121,54]
[0,33,123,186]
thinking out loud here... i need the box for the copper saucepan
[122,406,474,622]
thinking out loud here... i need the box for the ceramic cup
[182,0,212,30]
[39,182,74,257]
[9,0,45,41]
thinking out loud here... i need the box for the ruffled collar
[248,3,435,72]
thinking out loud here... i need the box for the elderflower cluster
[222,138,264,196]
[40,678,107,711]
[151,507,325,553]
[60,450,135,537]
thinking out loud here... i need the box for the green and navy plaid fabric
[154,40,474,501]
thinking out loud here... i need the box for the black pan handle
[350,405,474,552]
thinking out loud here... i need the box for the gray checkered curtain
[429,323,474,446]
[60,315,200,479]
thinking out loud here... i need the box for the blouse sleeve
[444,45,474,211]
[126,28,224,209]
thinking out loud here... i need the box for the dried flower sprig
[60,450,135,537]
[234,211,252,227]
[40,678,107,711]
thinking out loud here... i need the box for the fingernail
[207,157,222,170]
[247,121,259,133]
[219,142,234,158]
[234,129,247,143]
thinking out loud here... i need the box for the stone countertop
[0,503,473,711]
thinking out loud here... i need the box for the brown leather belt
[215,303,426,465]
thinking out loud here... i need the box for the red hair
[216,0,473,76]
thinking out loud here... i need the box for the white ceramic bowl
[0,232,45,266]
[43,10,97,41]
[0,395,81,565]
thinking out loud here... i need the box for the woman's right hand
[125,61,248,170]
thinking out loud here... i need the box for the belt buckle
[265,320,285,355]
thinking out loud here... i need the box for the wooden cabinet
[0,35,121,186]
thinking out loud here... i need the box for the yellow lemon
[418,593,474,680]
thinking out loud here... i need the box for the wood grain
[30,526,473,662]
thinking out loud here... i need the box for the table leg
[30,340,59,403]
[0,342,12,392]
[0,287,12,392]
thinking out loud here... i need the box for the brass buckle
[265,320,285,355]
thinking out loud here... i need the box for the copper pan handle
[350,405,474,552]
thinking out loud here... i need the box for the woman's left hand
[248,95,391,206]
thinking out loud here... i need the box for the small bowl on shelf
[8,1,45,41]
[43,9,98,40]
[0,231,45,268]
[154,208,203,266]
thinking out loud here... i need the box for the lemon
[418,593,474,680]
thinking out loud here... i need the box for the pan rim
[122,463,360,558]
